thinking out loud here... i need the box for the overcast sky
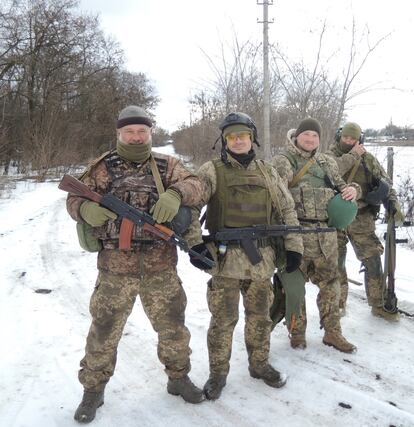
[79,0,414,132]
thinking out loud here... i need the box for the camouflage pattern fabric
[294,228,342,334]
[337,210,384,308]
[326,141,396,309]
[67,151,203,275]
[206,276,274,375]
[186,153,303,375]
[327,141,400,210]
[66,150,203,391]
[272,130,356,336]
[79,269,191,392]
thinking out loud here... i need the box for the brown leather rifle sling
[119,156,165,250]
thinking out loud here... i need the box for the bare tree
[0,0,159,176]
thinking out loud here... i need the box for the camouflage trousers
[79,268,191,392]
[291,242,342,336]
[206,276,274,376]
[337,210,384,308]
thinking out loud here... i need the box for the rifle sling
[347,158,361,183]
[118,156,165,250]
[256,161,284,222]
[288,157,316,188]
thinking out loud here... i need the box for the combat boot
[203,374,227,400]
[167,375,204,404]
[74,390,104,423]
[323,332,357,354]
[371,306,400,322]
[249,363,287,388]
[290,334,307,349]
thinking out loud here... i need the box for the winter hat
[342,122,362,141]
[117,105,153,129]
[295,118,322,138]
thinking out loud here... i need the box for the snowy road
[1,179,414,427]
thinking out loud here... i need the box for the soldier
[273,118,359,353]
[66,106,205,423]
[326,122,404,321]
[187,112,304,400]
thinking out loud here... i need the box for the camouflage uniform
[273,130,361,341]
[327,141,400,310]
[187,154,303,376]
[67,150,203,392]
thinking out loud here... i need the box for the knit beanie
[342,122,362,140]
[295,118,322,138]
[117,105,153,129]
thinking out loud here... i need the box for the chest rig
[282,151,335,222]
[94,152,169,245]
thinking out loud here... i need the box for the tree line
[1,1,411,177]
[0,0,163,178]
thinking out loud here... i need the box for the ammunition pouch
[76,221,102,253]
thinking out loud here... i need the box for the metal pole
[387,146,394,180]
[257,1,273,160]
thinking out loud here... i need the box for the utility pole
[257,0,273,160]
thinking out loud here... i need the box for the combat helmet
[327,193,358,229]
[219,112,259,145]
[215,112,259,163]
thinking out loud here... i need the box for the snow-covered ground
[1,145,414,427]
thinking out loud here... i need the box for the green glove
[278,269,306,330]
[150,189,181,223]
[80,201,117,227]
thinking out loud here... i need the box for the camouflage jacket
[272,129,361,258]
[186,153,304,280]
[326,141,399,209]
[67,150,203,275]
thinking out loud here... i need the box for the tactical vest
[281,151,334,222]
[93,152,168,242]
[205,159,272,232]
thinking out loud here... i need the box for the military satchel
[76,221,102,252]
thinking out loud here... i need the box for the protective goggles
[225,131,251,143]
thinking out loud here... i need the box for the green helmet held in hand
[327,193,358,229]
[80,201,117,227]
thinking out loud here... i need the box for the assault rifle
[382,210,408,313]
[204,224,336,265]
[59,174,215,268]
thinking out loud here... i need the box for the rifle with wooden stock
[59,174,215,268]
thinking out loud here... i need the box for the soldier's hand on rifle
[385,199,405,225]
[285,251,303,273]
[151,189,181,223]
[80,201,117,227]
[189,243,214,270]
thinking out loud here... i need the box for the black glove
[285,251,302,273]
[386,199,397,215]
[189,243,214,270]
